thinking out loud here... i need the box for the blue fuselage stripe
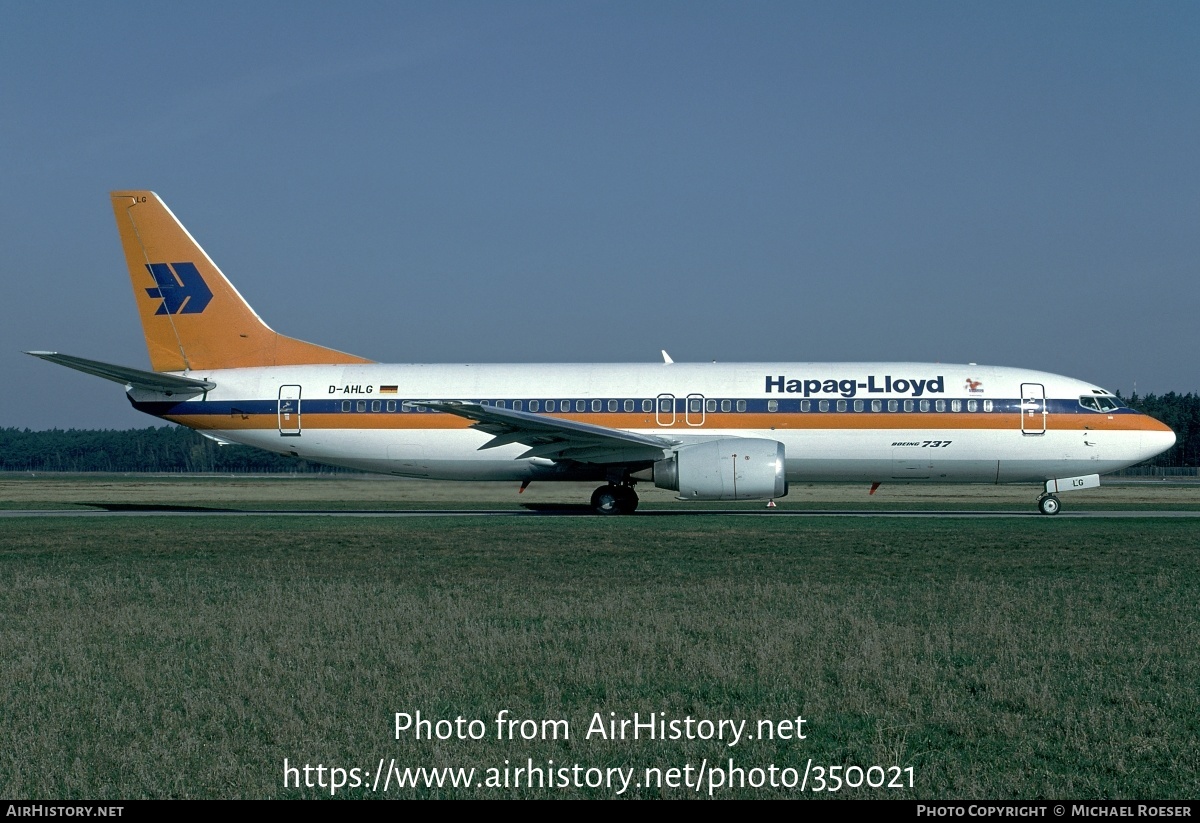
[130,397,1137,417]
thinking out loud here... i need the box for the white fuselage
[128,361,1175,487]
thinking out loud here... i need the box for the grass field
[2,472,1199,511]
[1,476,1198,798]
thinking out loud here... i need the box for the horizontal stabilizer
[25,351,215,395]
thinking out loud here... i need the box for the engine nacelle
[646,438,787,501]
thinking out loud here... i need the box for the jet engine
[638,438,787,501]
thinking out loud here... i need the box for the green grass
[2,515,1198,798]
[2,474,1199,512]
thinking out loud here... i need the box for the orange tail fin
[111,191,372,372]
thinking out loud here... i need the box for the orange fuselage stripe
[166,411,1169,433]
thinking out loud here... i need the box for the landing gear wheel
[591,484,638,515]
[616,485,639,514]
[1037,495,1061,516]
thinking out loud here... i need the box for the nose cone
[1142,418,1177,461]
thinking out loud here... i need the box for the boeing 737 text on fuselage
[28,192,1176,515]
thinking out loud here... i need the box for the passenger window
[624,399,635,412]
[659,398,671,413]
[818,400,829,412]
[706,399,717,412]
[371,400,380,412]
[577,400,586,412]
[767,399,778,412]
[951,400,961,412]
[495,400,505,409]
[935,400,945,412]
[721,399,731,412]
[561,400,570,412]
[513,400,523,411]
[888,400,898,412]
[853,400,863,412]
[836,400,847,412]
[967,400,977,412]
[593,400,603,412]
[342,400,351,412]
[356,400,366,412]
[920,400,929,412]
[642,399,653,413]
[529,400,540,412]
[689,398,701,413]
[386,400,396,412]
[871,400,881,412]
[801,400,810,412]
[983,400,993,412]
[736,400,746,412]
[608,400,618,412]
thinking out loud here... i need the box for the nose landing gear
[1037,494,1061,516]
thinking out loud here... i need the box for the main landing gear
[1037,494,1061,516]
[591,483,639,515]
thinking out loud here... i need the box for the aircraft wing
[25,351,216,395]
[420,401,677,464]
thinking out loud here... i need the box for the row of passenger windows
[337,398,751,413]
[800,398,994,413]
[336,398,996,413]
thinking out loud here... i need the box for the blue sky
[2,1,1197,429]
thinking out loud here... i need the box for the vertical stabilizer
[110,191,372,372]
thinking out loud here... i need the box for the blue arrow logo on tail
[145,262,214,315]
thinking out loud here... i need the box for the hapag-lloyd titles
[765,374,946,398]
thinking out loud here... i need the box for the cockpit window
[1079,395,1123,412]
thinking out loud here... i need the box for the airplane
[28,191,1176,515]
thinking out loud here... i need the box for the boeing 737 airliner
[28,192,1176,514]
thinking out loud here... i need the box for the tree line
[0,392,1196,473]
[0,426,349,473]
[1119,391,1200,467]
